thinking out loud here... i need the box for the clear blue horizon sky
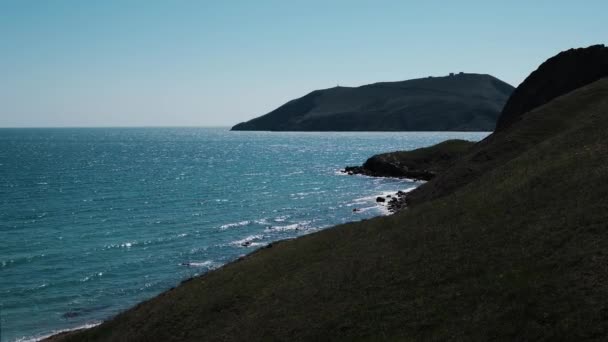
[1,1,606,127]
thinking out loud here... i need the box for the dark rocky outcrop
[385,190,409,212]
[496,44,608,131]
[344,139,475,181]
[232,73,513,132]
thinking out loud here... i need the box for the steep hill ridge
[496,44,608,131]
[232,73,513,131]
[407,45,608,206]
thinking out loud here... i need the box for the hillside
[496,44,608,131]
[406,44,608,206]
[344,139,475,180]
[231,73,514,132]
[49,52,608,341]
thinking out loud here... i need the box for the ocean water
[0,128,489,341]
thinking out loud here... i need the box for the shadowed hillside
[232,73,513,132]
[407,44,608,206]
[48,49,608,341]
[496,44,608,131]
[344,139,475,180]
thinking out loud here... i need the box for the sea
[0,128,489,341]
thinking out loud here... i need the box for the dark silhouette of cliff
[232,73,514,132]
[496,44,608,131]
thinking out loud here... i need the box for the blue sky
[1,1,606,127]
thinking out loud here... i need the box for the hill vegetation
[344,139,475,180]
[49,47,608,341]
[496,44,608,131]
[232,73,513,132]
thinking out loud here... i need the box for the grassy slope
[357,139,476,179]
[406,75,608,206]
[53,79,608,341]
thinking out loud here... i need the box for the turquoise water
[0,128,489,341]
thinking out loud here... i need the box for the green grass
[50,78,608,341]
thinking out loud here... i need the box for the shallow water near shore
[0,128,489,341]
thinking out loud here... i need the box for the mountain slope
[344,139,475,180]
[496,44,608,131]
[407,45,608,206]
[49,83,608,340]
[232,73,514,131]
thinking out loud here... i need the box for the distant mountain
[231,73,514,132]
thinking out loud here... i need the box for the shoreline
[38,174,415,342]
[22,322,101,342]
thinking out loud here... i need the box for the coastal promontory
[232,73,514,132]
[344,139,475,180]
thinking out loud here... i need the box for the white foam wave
[16,322,102,342]
[219,220,251,230]
[242,172,266,176]
[351,187,417,205]
[103,241,137,249]
[347,186,417,214]
[186,261,213,267]
[230,235,265,248]
[273,215,290,222]
[254,218,269,225]
[181,260,219,269]
[264,221,312,232]
[289,190,326,197]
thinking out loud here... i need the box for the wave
[80,272,104,283]
[15,322,101,342]
[230,235,265,248]
[334,169,349,176]
[264,221,312,232]
[347,186,418,215]
[351,187,417,204]
[273,215,290,222]
[280,171,304,177]
[180,260,219,269]
[103,241,137,249]
[254,218,269,225]
[219,220,252,230]
[289,190,326,198]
